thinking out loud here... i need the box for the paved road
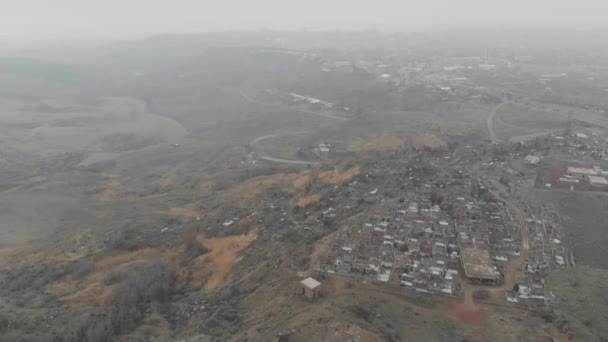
[251,131,321,166]
[486,102,505,143]
[258,155,319,165]
[238,87,349,165]
[508,129,561,143]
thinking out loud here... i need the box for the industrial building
[589,175,608,189]
[461,247,501,285]
[567,167,598,179]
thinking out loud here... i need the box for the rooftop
[301,277,321,289]
[524,155,540,164]
[461,247,499,280]
[589,175,608,185]
[567,167,598,176]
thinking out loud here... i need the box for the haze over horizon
[1,0,607,46]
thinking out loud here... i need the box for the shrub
[69,258,177,341]
[185,241,209,260]
[349,305,372,322]
[69,260,94,279]
[472,290,490,301]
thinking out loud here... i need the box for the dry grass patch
[223,173,303,206]
[412,134,446,149]
[192,230,257,289]
[318,166,360,184]
[28,176,47,184]
[101,175,121,202]
[52,229,257,304]
[53,249,178,305]
[224,167,359,207]
[159,176,173,188]
[354,138,403,152]
[198,180,217,191]
[0,245,40,270]
[294,194,321,208]
[159,202,202,218]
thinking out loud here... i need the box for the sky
[1,0,607,44]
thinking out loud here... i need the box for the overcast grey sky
[1,0,607,44]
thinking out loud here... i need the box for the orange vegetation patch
[52,230,257,304]
[412,134,446,149]
[28,176,47,184]
[0,238,89,273]
[223,173,306,206]
[101,175,120,202]
[160,202,202,218]
[54,269,126,305]
[159,176,173,187]
[317,166,360,184]
[292,173,314,188]
[52,248,178,305]
[198,180,217,191]
[0,245,39,270]
[192,230,257,289]
[294,194,321,208]
[224,167,359,207]
[354,138,403,152]
[94,248,172,271]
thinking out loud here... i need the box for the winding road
[250,131,321,166]
[486,102,505,143]
[486,99,561,144]
[241,88,351,165]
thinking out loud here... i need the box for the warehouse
[461,247,501,285]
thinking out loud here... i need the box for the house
[300,277,321,300]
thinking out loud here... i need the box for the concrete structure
[589,175,608,189]
[461,247,500,285]
[524,155,540,165]
[479,64,497,71]
[300,277,321,300]
[567,167,598,180]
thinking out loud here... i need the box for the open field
[548,266,608,340]
[538,190,608,269]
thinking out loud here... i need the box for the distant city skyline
[1,0,607,45]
